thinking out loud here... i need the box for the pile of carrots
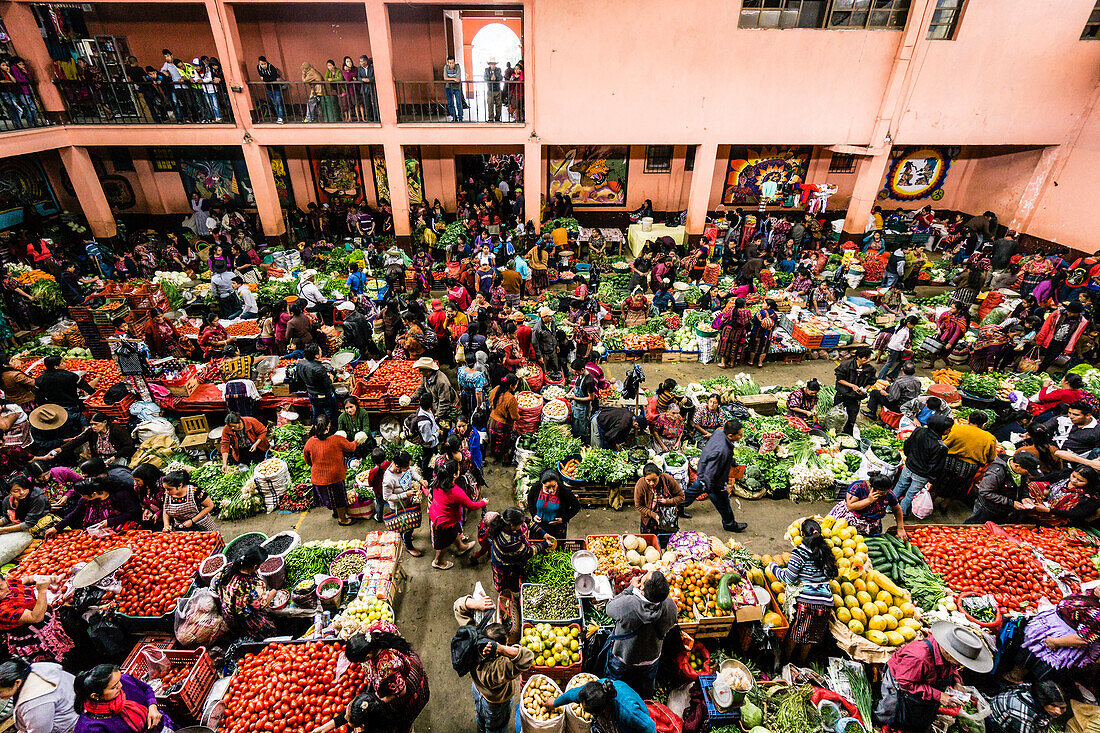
[932,369,962,386]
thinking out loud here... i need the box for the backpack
[451,625,486,677]
[403,411,432,445]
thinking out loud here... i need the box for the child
[162,470,216,531]
[366,446,390,523]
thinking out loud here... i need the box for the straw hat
[929,622,993,673]
[413,357,439,371]
[300,270,316,282]
[538,307,554,318]
[29,404,68,431]
[72,548,133,589]
[335,301,356,312]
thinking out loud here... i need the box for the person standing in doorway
[443,56,462,122]
[484,58,503,122]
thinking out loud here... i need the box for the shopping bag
[383,498,422,533]
[912,486,934,520]
[1019,348,1040,373]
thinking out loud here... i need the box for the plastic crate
[820,333,842,349]
[792,324,823,349]
[586,533,659,553]
[121,635,178,670]
[116,582,197,633]
[123,645,216,719]
[85,392,135,424]
[699,674,740,726]
[519,622,583,682]
[520,583,581,625]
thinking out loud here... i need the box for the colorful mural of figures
[879,147,954,201]
[178,149,253,207]
[310,146,365,206]
[547,145,628,206]
[0,155,60,229]
[721,146,812,205]
[268,147,294,208]
[370,146,425,207]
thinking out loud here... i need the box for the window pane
[833,0,854,9]
[889,9,907,25]
[760,9,783,25]
[799,0,827,26]
[740,9,762,26]
[851,10,869,25]
[779,8,800,27]
[831,10,853,24]
[854,0,871,10]
[763,0,784,8]
[869,9,891,25]
[742,0,763,6]
[927,22,949,38]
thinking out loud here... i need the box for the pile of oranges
[669,561,724,620]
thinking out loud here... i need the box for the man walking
[681,419,747,532]
[835,347,876,435]
[484,58,503,122]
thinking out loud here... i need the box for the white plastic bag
[912,485,934,520]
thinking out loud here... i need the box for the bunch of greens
[857,424,891,442]
[438,221,468,250]
[257,279,297,306]
[160,281,185,309]
[1011,373,1045,396]
[29,280,65,314]
[269,423,310,451]
[274,449,311,485]
[219,491,265,520]
[627,317,667,335]
[960,372,999,398]
[576,448,633,484]
[192,463,249,503]
[528,424,583,471]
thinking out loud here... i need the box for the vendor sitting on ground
[786,380,820,424]
[866,362,922,420]
[552,680,656,733]
[874,622,992,732]
[828,472,906,538]
[649,401,685,452]
[0,476,49,536]
[899,394,953,431]
[693,394,725,441]
[965,451,1042,525]
[1005,584,1100,684]
[220,413,269,470]
[45,479,140,537]
[988,681,1067,733]
[213,545,278,639]
[1025,465,1100,525]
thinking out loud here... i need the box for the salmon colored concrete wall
[234,4,371,85]
[388,5,448,82]
[1026,105,1100,249]
[945,147,1045,222]
[86,4,217,69]
[896,0,1100,146]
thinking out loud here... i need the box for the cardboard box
[165,375,199,398]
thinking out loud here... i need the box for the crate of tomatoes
[123,645,216,719]
[218,640,368,733]
[13,530,223,631]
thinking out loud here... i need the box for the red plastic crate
[519,623,583,682]
[122,635,179,670]
[123,645,216,719]
[792,324,823,349]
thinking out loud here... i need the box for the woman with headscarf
[925,301,969,370]
[397,313,433,360]
[745,298,779,368]
[713,296,752,368]
[1026,465,1100,526]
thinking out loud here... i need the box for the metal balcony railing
[54,80,234,124]
[0,83,51,132]
[247,81,380,124]
[395,80,524,123]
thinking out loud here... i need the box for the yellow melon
[898,626,917,642]
[862,602,879,619]
[865,629,888,646]
[836,607,852,623]
[848,619,865,635]
[884,630,905,646]
[867,615,887,632]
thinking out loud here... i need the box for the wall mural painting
[370,147,425,207]
[548,145,628,206]
[879,147,955,201]
[100,175,135,210]
[268,147,294,208]
[0,156,61,230]
[178,150,254,207]
[311,146,365,206]
[721,146,812,205]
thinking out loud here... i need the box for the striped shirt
[772,544,834,606]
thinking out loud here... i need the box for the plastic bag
[140,647,171,679]
[175,588,228,648]
[912,486,934,520]
[86,522,118,539]
[646,702,683,733]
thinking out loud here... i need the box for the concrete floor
[223,339,972,732]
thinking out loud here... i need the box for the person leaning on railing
[256,56,286,123]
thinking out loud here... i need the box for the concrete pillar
[132,156,168,215]
[439,147,458,210]
[241,144,287,239]
[0,2,65,112]
[383,141,411,237]
[205,0,254,125]
[842,151,891,236]
[686,141,718,235]
[524,141,541,226]
[365,0,398,126]
[58,147,116,239]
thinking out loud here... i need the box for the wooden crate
[680,351,700,362]
[662,351,680,363]
[738,393,778,415]
[165,374,199,398]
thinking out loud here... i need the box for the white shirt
[887,326,910,352]
[1052,415,1098,448]
[498,181,510,196]
[161,61,183,82]
[298,281,326,306]
[237,283,258,314]
[382,466,422,503]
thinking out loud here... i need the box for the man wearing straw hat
[874,621,992,731]
[410,357,456,426]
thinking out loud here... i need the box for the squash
[716,572,738,611]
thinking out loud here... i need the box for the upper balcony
[390,4,525,124]
[0,78,52,132]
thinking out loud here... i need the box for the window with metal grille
[927,0,964,39]
[1083,1,1100,39]
[829,153,857,174]
[644,146,674,173]
[740,0,908,28]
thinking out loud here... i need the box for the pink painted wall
[388,5,448,82]
[86,4,217,70]
[1026,105,1100,250]
[896,0,1100,146]
[234,4,371,85]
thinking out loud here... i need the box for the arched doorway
[469,23,522,121]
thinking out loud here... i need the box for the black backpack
[451,625,486,678]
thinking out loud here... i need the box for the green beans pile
[525,551,575,589]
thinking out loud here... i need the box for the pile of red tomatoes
[365,360,420,396]
[1000,526,1099,582]
[908,526,1060,612]
[14,530,221,617]
[219,641,367,733]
